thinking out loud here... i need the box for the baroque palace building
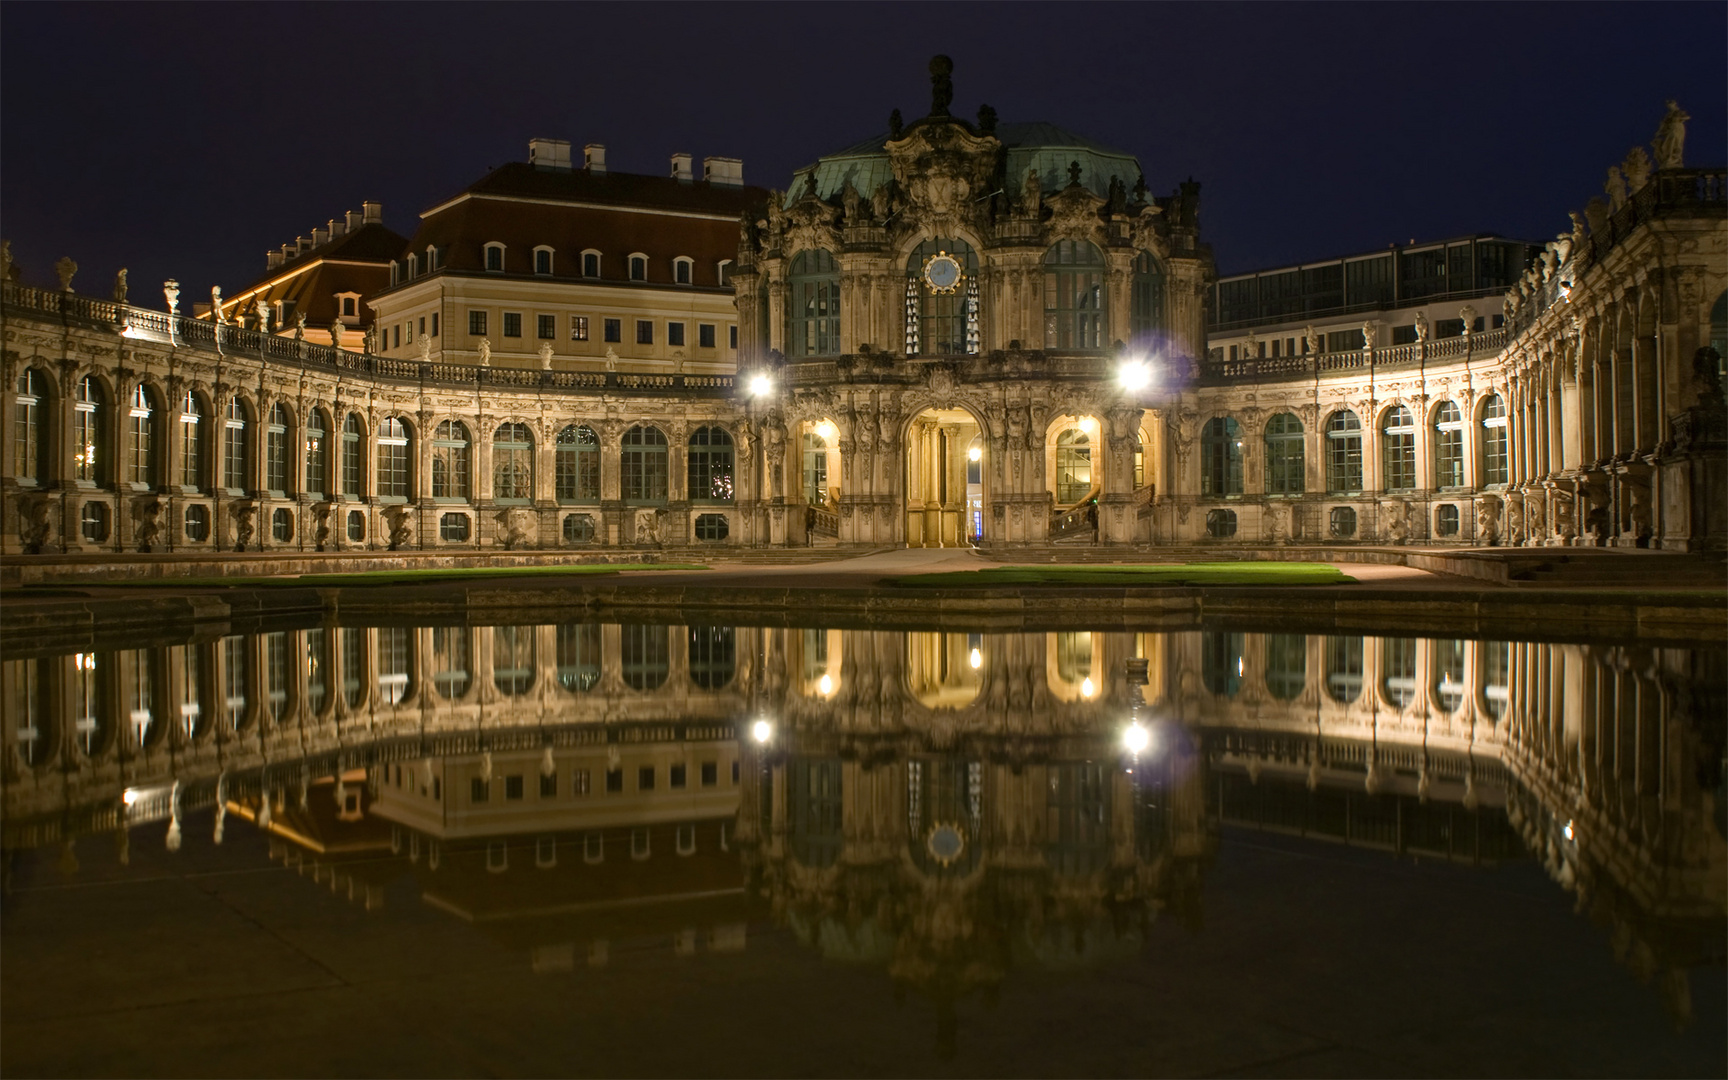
[3,63,1724,556]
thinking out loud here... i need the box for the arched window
[1044,240,1106,350]
[1433,638,1465,713]
[265,403,289,493]
[431,627,471,699]
[1381,637,1417,708]
[621,424,668,503]
[788,249,840,356]
[1324,636,1363,703]
[219,636,248,730]
[906,237,978,357]
[557,623,601,692]
[1201,632,1244,697]
[376,416,410,500]
[432,421,471,500]
[493,423,532,502]
[493,626,535,696]
[1325,410,1363,494]
[73,377,107,485]
[8,658,49,767]
[304,409,328,496]
[688,626,735,690]
[802,431,828,503]
[1481,640,1510,720]
[376,627,413,705]
[622,623,668,691]
[340,414,364,494]
[305,628,330,716]
[264,631,291,723]
[1433,401,1464,488]
[13,368,47,483]
[222,397,249,492]
[1382,406,1416,491]
[556,425,600,501]
[1265,634,1306,701]
[1055,427,1092,505]
[126,385,157,488]
[1480,394,1508,486]
[687,426,734,501]
[338,627,365,708]
[1264,412,1304,495]
[1201,417,1243,496]
[1131,250,1165,340]
[178,391,205,490]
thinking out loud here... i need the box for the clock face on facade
[922,251,964,294]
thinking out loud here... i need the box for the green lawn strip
[892,562,1355,588]
[20,563,710,590]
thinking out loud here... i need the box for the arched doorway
[904,407,983,548]
[794,417,841,544]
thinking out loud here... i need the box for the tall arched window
[557,623,601,692]
[340,413,363,496]
[1324,636,1363,703]
[222,397,249,492]
[687,426,734,501]
[622,623,669,691]
[1433,401,1464,488]
[1381,637,1417,708]
[303,409,328,496]
[906,237,978,357]
[1264,412,1304,495]
[621,425,668,503]
[177,392,205,489]
[1325,410,1363,494]
[265,403,289,493]
[1044,240,1106,350]
[1480,394,1508,486]
[493,423,532,502]
[1265,634,1306,701]
[1131,250,1165,340]
[555,425,600,502]
[687,626,735,690]
[493,626,535,696]
[430,627,471,699]
[1055,428,1092,505]
[1201,417,1243,496]
[376,417,410,500]
[788,249,840,357]
[13,368,46,483]
[126,385,157,488]
[802,431,828,503]
[1382,405,1416,491]
[1433,638,1466,713]
[73,377,107,485]
[432,421,471,500]
[1201,632,1244,697]
[376,627,412,705]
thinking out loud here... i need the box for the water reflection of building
[5,625,1722,1023]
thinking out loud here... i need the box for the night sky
[3,2,1723,303]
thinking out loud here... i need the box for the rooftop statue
[113,268,128,304]
[55,256,77,292]
[928,55,953,117]
[1652,99,1689,168]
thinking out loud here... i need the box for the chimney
[328,218,345,239]
[297,235,312,253]
[529,138,573,171]
[670,153,693,182]
[584,143,607,175]
[703,156,743,187]
[281,243,296,262]
[311,227,329,246]
[267,250,283,270]
[346,210,363,231]
[361,201,383,224]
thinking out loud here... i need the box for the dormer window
[582,250,601,278]
[534,246,555,276]
[673,257,694,285]
[426,245,440,272]
[717,259,733,287]
[389,260,401,286]
[629,254,648,282]
[406,253,419,278]
[337,294,359,318]
[484,243,505,272]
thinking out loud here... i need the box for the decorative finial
[976,103,997,136]
[1067,160,1083,187]
[928,55,953,117]
[163,279,180,314]
[888,108,903,139]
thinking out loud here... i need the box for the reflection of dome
[926,823,965,864]
[790,121,1144,206]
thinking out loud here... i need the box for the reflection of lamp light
[122,788,141,806]
[816,421,838,441]
[1079,416,1098,435]
[1122,721,1150,755]
[968,648,982,669]
[1081,676,1095,698]
[967,445,982,462]
[1562,820,1575,841]
[818,674,833,695]
[751,719,773,743]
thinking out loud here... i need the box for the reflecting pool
[3,623,1724,1076]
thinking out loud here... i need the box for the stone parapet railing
[1202,327,1509,384]
[1,281,736,398]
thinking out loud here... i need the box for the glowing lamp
[1122,722,1151,755]
[748,373,773,397]
[968,648,982,670]
[751,719,773,744]
[1117,359,1152,392]
[967,445,982,462]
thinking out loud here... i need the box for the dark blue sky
[3,2,1723,301]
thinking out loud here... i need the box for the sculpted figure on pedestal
[113,269,128,304]
[1652,100,1689,168]
[55,256,77,292]
[1622,146,1652,193]
[477,337,491,365]
[1414,312,1429,342]
[1475,496,1500,546]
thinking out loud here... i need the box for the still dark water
[3,622,1724,1078]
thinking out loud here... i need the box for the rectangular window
[729,325,738,349]
[418,317,426,338]
[503,313,522,338]
[701,761,717,787]
[583,252,600,277]
[537,314,556,339]
[471,777,489,804]
[668,322,685,347]
[698,323,715,348]
[505,775,524,800]
[604,318,621,343]
[535,250,552,275]
[540,773,557,798]
[636,320,653,345]
[605,768,623,793]
[670,764,687,788]
[431,313,439,337]
[573,768,590,795]
[393,325,400,349]
[469,310,487,336]
[405,321,413,344]
[570,316,589,341]
[637,765,655,791]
